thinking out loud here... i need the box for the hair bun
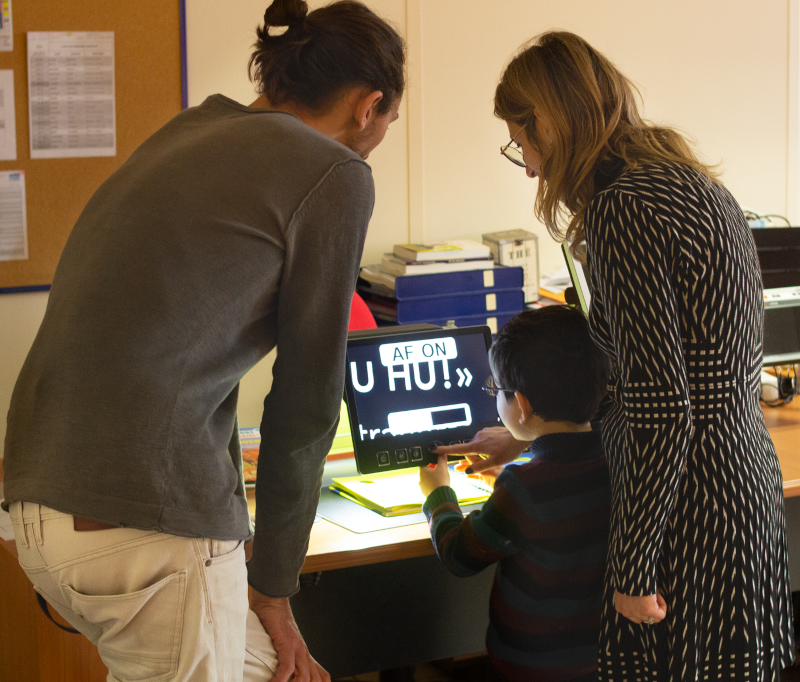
[263,0,309,28]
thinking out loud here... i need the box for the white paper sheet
[0,170,27,262]
[28,31,116,159]
[539,265,571,298]
[0,1,13,52]
[0,70,16,160]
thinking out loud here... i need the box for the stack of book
[381,240,495,276]
[358,240,526,332]
[240,427,262,484]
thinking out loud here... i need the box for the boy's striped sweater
[423,428,611,682]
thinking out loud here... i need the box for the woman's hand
[419,453,451,497]
[434,427,530,475]
[614,590,667,625]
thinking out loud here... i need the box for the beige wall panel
[0,292,49,459]
[418,0,790,275]
[185,0,265,107]
[355,0,412,267]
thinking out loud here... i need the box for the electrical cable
[760,365,797,408]
[744,209,792,228]
[759,214,792,227]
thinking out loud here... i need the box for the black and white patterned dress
[584,162,795,681]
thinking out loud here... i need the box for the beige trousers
[10,501,278,682]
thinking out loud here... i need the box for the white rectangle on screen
[387,403,472,436]
[379,337,458,366]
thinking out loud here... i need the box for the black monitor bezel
[344,324,497,475]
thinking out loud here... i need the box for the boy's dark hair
[490,306,611,423]
[249,0,406,116]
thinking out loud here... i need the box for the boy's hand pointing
[419,453,451,497]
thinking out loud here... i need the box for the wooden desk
[300,399,800,577]
[2,402,799,681]
[763,399,800,497]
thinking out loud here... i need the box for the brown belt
[73,516,119,532]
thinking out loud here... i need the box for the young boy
[419,305,612,682]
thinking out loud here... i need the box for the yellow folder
[330,467,490,517]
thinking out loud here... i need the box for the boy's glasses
[482,376,513,397]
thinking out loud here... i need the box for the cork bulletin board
[0,1,183,291]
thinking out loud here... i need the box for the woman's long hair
[494,31,718,257]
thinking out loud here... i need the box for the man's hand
[613,590,667,625]
[435,427,529,475]
[250,591,330,682]
[419,453,451,497]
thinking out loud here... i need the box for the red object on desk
[349,292,377,331]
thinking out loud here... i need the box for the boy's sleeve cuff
[422,486,459,519]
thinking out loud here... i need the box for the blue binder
[357,264,526,328]
[394,266,523,300]
[394,290,524,324]
[405,311,519,333]
[357,266,523,298]
[359,290,524,323]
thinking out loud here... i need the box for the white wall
[416,0,792,272]
[186,0,793,273]
[0,0,795,448]
[0,292,48,454]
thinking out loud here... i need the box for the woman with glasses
[438,30,795,681]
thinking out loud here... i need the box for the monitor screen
[344,325,502,474]
[752,228,800,365]
[762,290,800,366]
[751,227,800,290]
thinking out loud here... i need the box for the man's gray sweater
[3,95,375,597]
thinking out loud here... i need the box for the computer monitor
[762,296,800,366]
[559,231,800,366]
[752,227,800,290]
[343,324,502,474]
[752,228,800,366]
[562,242,592,313]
